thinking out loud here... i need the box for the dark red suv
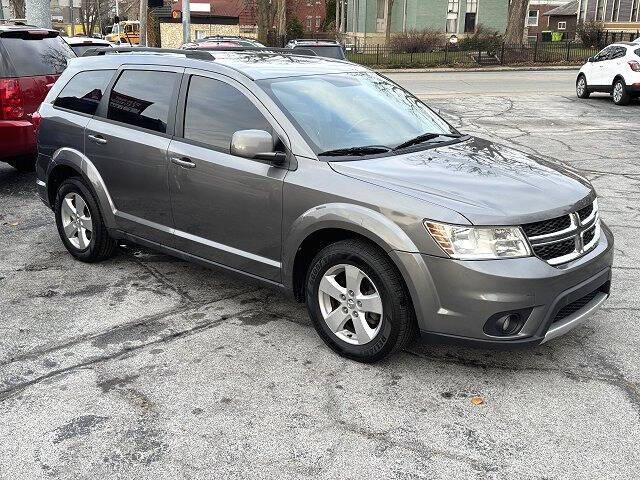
[0,24,74,171]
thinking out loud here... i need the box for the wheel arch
[47,148,117,229]
[283,203,421,302]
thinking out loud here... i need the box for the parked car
[576,42,640,105]
[181,40,245,50]
[191,35,265,47]
[285,39,346,60]
[0,24,75,171]
[64,36,112,56]
[36,48,613,362]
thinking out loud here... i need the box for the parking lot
[1,69,638,479]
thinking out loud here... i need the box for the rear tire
[576,75,590,99]
[305,239,417,363]
[54,177,117,262]
[612,78,631,105]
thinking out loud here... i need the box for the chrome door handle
[170,157,196,169]
[88,134,107,145]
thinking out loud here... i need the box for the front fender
[48,147,117,229]
[282,202,420,290]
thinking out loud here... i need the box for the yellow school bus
[105,21,140,45]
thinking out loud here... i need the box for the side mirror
[230,129,286,166]
[588,56,594,62]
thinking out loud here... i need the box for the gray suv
[36,48,613,362]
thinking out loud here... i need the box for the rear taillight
[0,78,25,120]
[629,61,640,72]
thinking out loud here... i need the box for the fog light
[483,308,532,337]
[498,314,520,335]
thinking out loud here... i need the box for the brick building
[526,0,578,41]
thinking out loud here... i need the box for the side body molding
[281,202,421,289]
[49,147,118,229]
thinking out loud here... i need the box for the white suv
[576,42,640,105]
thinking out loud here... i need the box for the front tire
[54,177,117,262]
[305,239,417,363]
[612,78,631,105]
[576,75,590,99]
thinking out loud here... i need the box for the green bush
[576,21,604,47]
[458,25,502,52]
[389,29,445,53]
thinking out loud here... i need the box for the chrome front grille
[522,200,600,265]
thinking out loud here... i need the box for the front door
[86,66,182,244]
[167,72,286,282]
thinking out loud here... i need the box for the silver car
[36,49,613,362]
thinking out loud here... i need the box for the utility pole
[139,0,147,46]
[25,0,52,28]
[182,0,190,43]
[277,0,286,45]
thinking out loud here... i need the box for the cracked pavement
[1,69,639,479]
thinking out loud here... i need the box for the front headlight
[425,221,531,260]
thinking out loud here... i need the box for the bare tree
[504,0,528,44]
[246,0,278,43]
[79,0,99,35]
[385,0,394,45]
[9,0,26,18]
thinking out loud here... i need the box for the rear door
[602,46,627,86]
[167,71,287,281]
[85,66,183,245]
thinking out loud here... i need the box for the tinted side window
[611,47,626,59]
[0,36,74,76]
[107,70,177,134]
[594,47,612,61]
[636,48,640,57]
[183,76,272,151]
[54,70,114,115]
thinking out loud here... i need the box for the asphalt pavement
[1,69,638,479]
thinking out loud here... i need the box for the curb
[376,65,582,73]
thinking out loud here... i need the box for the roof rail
[182,46,317,56]
[81,46,214,60]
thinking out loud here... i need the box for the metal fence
[345,38,636,68]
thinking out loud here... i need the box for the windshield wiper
[318,145,392,157]
[393,132,463,151]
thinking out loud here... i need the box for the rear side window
[0,35,74,76]
[183,76,271,151]
[635,48,640,57]
[297,46,345,59]
[54,70,114,115]
[107,70,178,134]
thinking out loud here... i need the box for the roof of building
[544,0,578,16]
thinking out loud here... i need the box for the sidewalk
[376,65,581,73]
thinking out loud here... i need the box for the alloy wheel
[60,192,93,250]
[613,82,623,103]
[317,263,383,345]
[577,78,586,96]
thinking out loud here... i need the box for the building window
[596,0,605,21]
[195,30,206,39]
[315,16,321,28]
[633,0,639,22]
[467,0,478,13]
[464,13,476,32]
[527,10,539,27]
[446,0,460,33]
[306,17,312,30]
[557,21,567,30]
[611,0,621,21]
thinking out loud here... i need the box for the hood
[329,137,594,225]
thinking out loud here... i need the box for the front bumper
[390,222,614,347]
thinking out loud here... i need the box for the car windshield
[296,45,345,59]
[258,72,458,156]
